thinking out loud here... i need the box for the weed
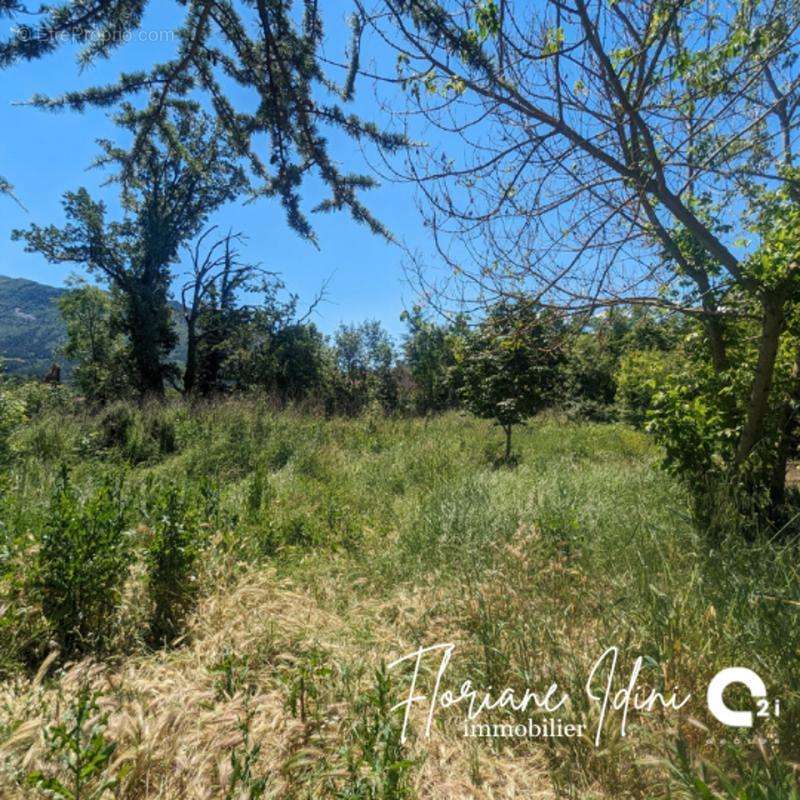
[143,481,202,646]
[35,469,130,656]
[211,648,250,700]
[665,736,800,799]
[27,683,125,800]
[339,664,416,800]
[280,646,332,728]
[1,404,798,799]
[224,697,270,800]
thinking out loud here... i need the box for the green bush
[96,402,178,463]
[0,388,25,468]
[614,349,677,427]
[14,414,80,463]
[146,413,177,456]
[97,401,136,451]
[643,356,766,533]
[35,470,130,656]
[14,382,72,418]
[143,481,203,646]
[613,345,781,535]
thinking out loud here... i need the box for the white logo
[707,667,777,727]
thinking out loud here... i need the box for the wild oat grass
[0,400,798,798]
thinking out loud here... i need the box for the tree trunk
[770,415,791,511]
[768,347,800,511]
[504,424,512,463]
[123,271,179,399]
[183,321,198,396]
[694,269,728,372]
[735,293,785,465]
[703,314,728,373]
[130,328,165,397]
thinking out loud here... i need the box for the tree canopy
[0,0,407,237]
[13,107,242,396]
[458,301,564,460]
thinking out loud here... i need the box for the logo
[707,667,779,727]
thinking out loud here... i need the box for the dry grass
[3,405,797,799]
[0,564,558,799]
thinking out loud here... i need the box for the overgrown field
[0,393,798,798]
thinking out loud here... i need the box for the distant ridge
[0,275,187,378]
[0,275,66,376]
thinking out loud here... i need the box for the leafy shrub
[143,481,203,646]
[614,349,677,428]
[644,355,769,534]
[0,386,26,468]
[615,345,783,534]
[146,413,177,456]
[15,413,84,463]
[561,307,683,422]
[97,401,135,451]
[14,381,72,418]
[35,470,130,656]
[96,402,178,463]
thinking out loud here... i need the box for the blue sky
[0,5,422,339]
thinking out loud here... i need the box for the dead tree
[180,228,259,397]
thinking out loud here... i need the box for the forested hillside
[0,275,65,376]
[0,275,187,378]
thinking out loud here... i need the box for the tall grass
[0,398,797,798]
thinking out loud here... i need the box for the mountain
[0,275,188,378]
[0,275,67,377]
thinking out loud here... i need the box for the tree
[333,320,398,414]
[267,323,329,403]
[0,361,26,469]
[0,0,406,240]
[180,228,259,397]
[366,0,800,520]
[212,275,329,402]
[56,280,131,403]
[14,107,244,397]
[458,302,563,462]
[561,307,681,420]
[401,305,467,414]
